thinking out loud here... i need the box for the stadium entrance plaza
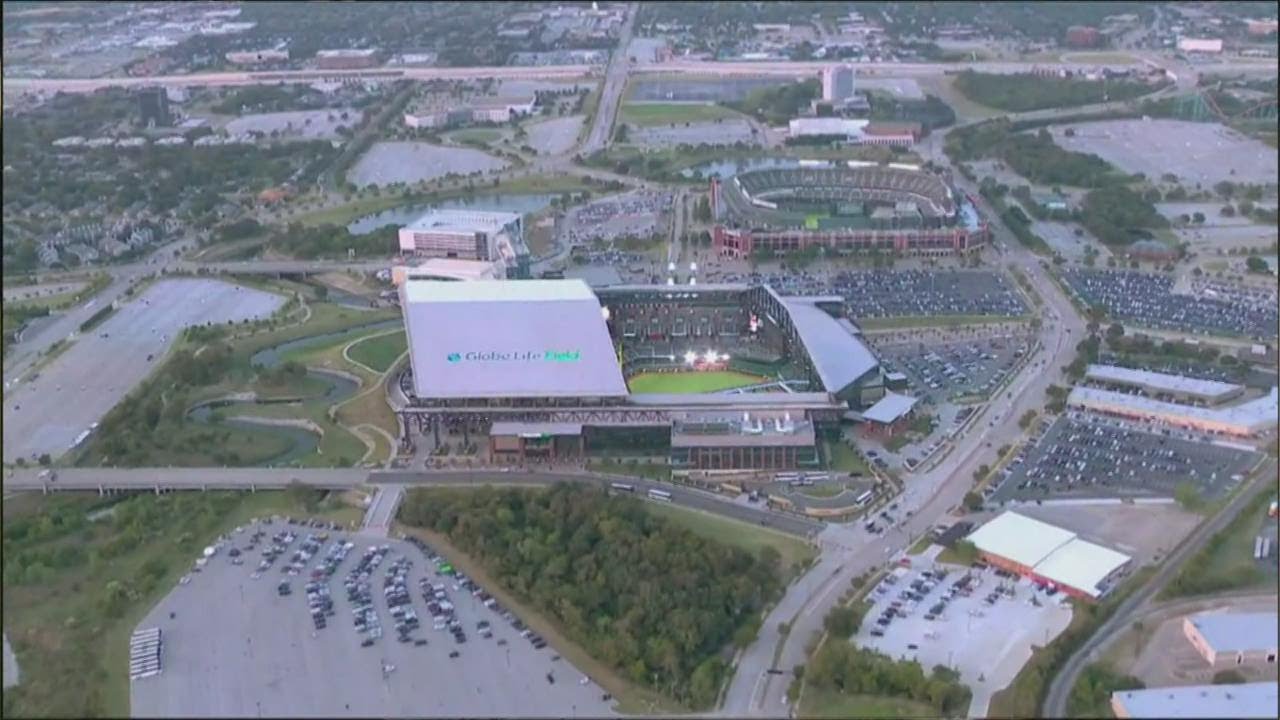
[132,531,613,718]
[853,557,1074,717]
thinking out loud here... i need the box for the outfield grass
[799,690,939,719]
[627,370,764,394]
[2,490,362,718]
[643,502,816,579]
[346,330,407,372]
[620,102,743,127]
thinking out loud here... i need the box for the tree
[963,491,984,512]
[1191,211,1205,224]
[1212,670,1247,684]
[37,454,51,466]
[613,123,629,143]
[823,604,865,638]
[1221,205,1236,217]
[1245,256,1270,274]
[1106,323,1125,340]
[1174,481,1203,512]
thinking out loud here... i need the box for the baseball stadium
[710,161,989,257]
[394,279,887,475]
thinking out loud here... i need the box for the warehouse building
[1084,364,1245,406]
[965,511,1132,601]
[1111,682,1277,718]
[1067,385,1279,438]
[1182,612,1279,668]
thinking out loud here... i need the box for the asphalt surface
[2,467,822,538]
[2,279,284,462]
[579,2,638,156]
[1042,462,1276,718]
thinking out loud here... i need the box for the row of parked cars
[347,545,391,647]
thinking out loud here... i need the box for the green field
[799,690,939,719]
[346,330,407,372]
[620,102,742,127]
[643,502,816,578]
[627,370,764,394]
[446,127,504,145]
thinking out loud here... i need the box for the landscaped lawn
[446,127,504,145]
[627,370,764,394]
[346,330,407,372]
[800,690,939,719]
[825,440,870,475]
[620,102,743,127]
[643,502,816,578]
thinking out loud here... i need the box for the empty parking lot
[2,279,284,462]
[132,521,614,718]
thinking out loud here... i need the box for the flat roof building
[966,511,1132,600]
[858,392,919,438]
[671,411,818,472]
[1182,612,1279,667]
[1068,385,1279,438]
[398,209,530,279]
[1084,364,1245,405]
[1111,682,1277,718]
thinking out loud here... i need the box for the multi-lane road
[579,2,638,156]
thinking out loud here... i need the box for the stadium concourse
[392,279,903,477]
[709,161,989,259]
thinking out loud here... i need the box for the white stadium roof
[966,512,1132,599]
[401,279,628,399]
[965,511,1076,570]
[1111,682,1278,719]
[1084,364,1243,401]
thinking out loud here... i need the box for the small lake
[347,193,560,234]
[680,157,805,179]
[348,142,507,188]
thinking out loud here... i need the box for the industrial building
[1084,364,1245,406]
[1182,612,1279,667]
[1067,385,1279,438]
[1110,682,1277,718]
[314,48,381,70]
[397,209,531,279]
[1177,37,1224,54]
[965,511,1132,601]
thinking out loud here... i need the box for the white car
[179,575,192,585]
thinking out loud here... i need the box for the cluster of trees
[878,1,1150,42]
[806,643,972,716]
[726,79,821,125]
[1081,186,1169,247]
[955,71,1161,114]
[1164,488,1271,598]
[2,303,51,357]
[211,86,320,115]
[822,602,868,639]
[1068,663,1145,717]
[869,94,956,130]
[268,222,400,259]
[1000,130,1125,188]
[398,485,783,708]
[258,360,308,387]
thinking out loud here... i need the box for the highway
[0,467,823,538]
[6,55,1271,96]
[579,2,638,155]
[1042,462,1276,718]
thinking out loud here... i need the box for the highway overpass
[3,467,824,538]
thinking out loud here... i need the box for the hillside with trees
[398,484,784,708]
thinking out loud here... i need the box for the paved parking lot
[855,561,1073,717]
[876,336,1028,403]
[562,191,672,246]
[834,270,1028,319]
[629,120,758,148]
[1059,268,1278,340]
[132,521,614,718]
[989,412,1259,504]
[2,279,284,462]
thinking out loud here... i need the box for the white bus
[610,482,636,493]
[803,472,830,483]
[647,488,673,502]
[854,490,874,508]
[774,472,800,483]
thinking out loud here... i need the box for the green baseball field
[627,370,766,394]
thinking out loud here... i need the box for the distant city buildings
[403,97,536,129]
[314,48,381,70]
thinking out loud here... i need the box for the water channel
[185,319,401,466]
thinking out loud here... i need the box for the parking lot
[855,560,1073,716]
[561,191,672,246]
[989,412,1259,505]
[1059,268,1278,340]
[834,270,1028,319]
[876,336,1028,403]
[132,520,614,718]
[2,278,284,462]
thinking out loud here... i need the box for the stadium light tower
[667,261,676,273]
[667,276,675,285]
[689,261,697,272]
[683,350,697,365]
[601,306,610,321]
